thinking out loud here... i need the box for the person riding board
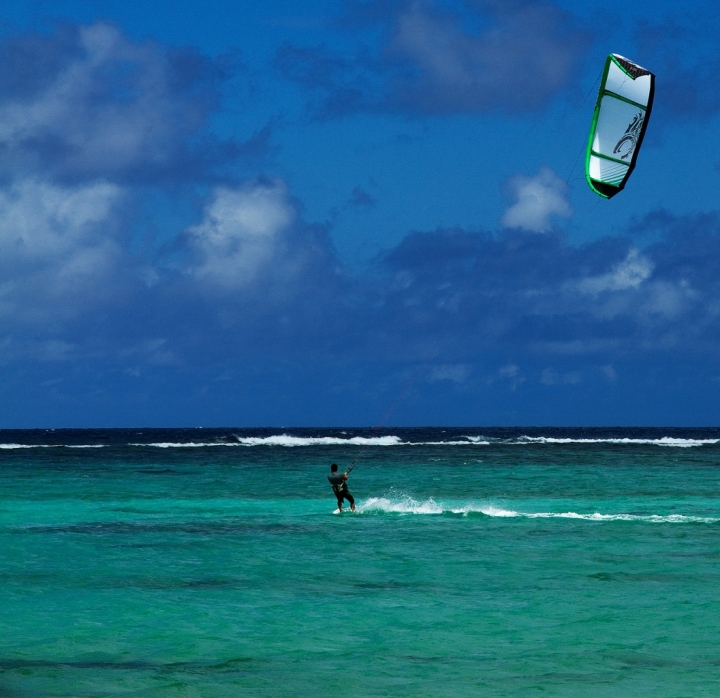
[328,463,355,512]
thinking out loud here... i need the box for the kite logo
[614,112,644,160]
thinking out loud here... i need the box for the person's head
[331,463,338,472]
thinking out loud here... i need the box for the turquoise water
[2,428,720,697]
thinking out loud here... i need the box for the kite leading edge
[585,54,655,199]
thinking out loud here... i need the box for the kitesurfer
[328,463,355,512]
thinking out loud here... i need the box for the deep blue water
[2,427,720,697]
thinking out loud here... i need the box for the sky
[1,0,720,427]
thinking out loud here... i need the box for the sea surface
[2,427,720,697]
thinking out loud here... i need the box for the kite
[585,54,655,199]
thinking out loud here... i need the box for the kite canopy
[585,54,655,199]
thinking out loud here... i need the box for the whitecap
[513,436,719,448]
[129,442,241,448]
[355,496,718,523]
[222,435,403,447]
[475,507,718,523]
[357,496,444,515]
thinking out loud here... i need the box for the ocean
[1,427,720,697]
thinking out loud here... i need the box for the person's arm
[342,472,348,480]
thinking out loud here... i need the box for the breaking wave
[1,434,717,449]
[129,442,242,448]
[232,435,404,447]
[356,496,718,523]
[359,496,445,515]
[131,435,404,448]
[514,436,719,448]
[129,434,715,449]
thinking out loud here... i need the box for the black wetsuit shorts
[335,489,354,506]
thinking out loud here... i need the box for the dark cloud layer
[275,0,590,116]
[6,186,720,369]
[0,22,248,183]
[4,194,720,424]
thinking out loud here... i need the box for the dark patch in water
[608,652,680,668]
[133,469,184,475]
[537,672,613,681]
[353,580,423,590]
[14,521,312,536]
[589,571,709,583]
[125,577,246,590]
[401,655,448,664]
[0,656,262,674]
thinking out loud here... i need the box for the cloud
[275,0,590,116]
[2,180,720,423]
[501,167,572,232]
[540,367,581,385]
[374,212,720,364]
[428,363,470,383]
[601,364,616,381]
[350,186,376,208]
[0,178,128,326]
[495,363,525,390]
[2,18,720,423]
[0,22,241,182]
[387,0,587,113]
[4,175,715,378]
[576,249,653,295]
[186,179,296,288]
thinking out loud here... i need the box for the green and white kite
[585,54,655,199]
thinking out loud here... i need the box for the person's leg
[336,495,343,511]
[345,492,355,511]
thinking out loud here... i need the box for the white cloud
[0,179,120,262]
[428,363,469,383]
[187,180,296,287]
[496,362,524,390]
[501,167,572,232]
[541,368,582,385]
[0,179,124,322]
[386,1,586,113]
[0,23,219,179]
[499,363,519,378]
[602,364,617,381]
[640,280,694,318]
[577,249,653,295]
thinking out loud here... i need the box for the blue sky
[1,0,720,426]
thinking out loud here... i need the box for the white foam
[234,435,403,447]
[515,436,718,448]
[130,434,717,448]
[2,434,717,449]
[419,440,490,446]
[355,497,718,523]
[487,509,719,523]
[129,442,241,448]
[130,435,406,448]
[358,496,444,515]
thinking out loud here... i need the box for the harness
[328,474,346,494]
